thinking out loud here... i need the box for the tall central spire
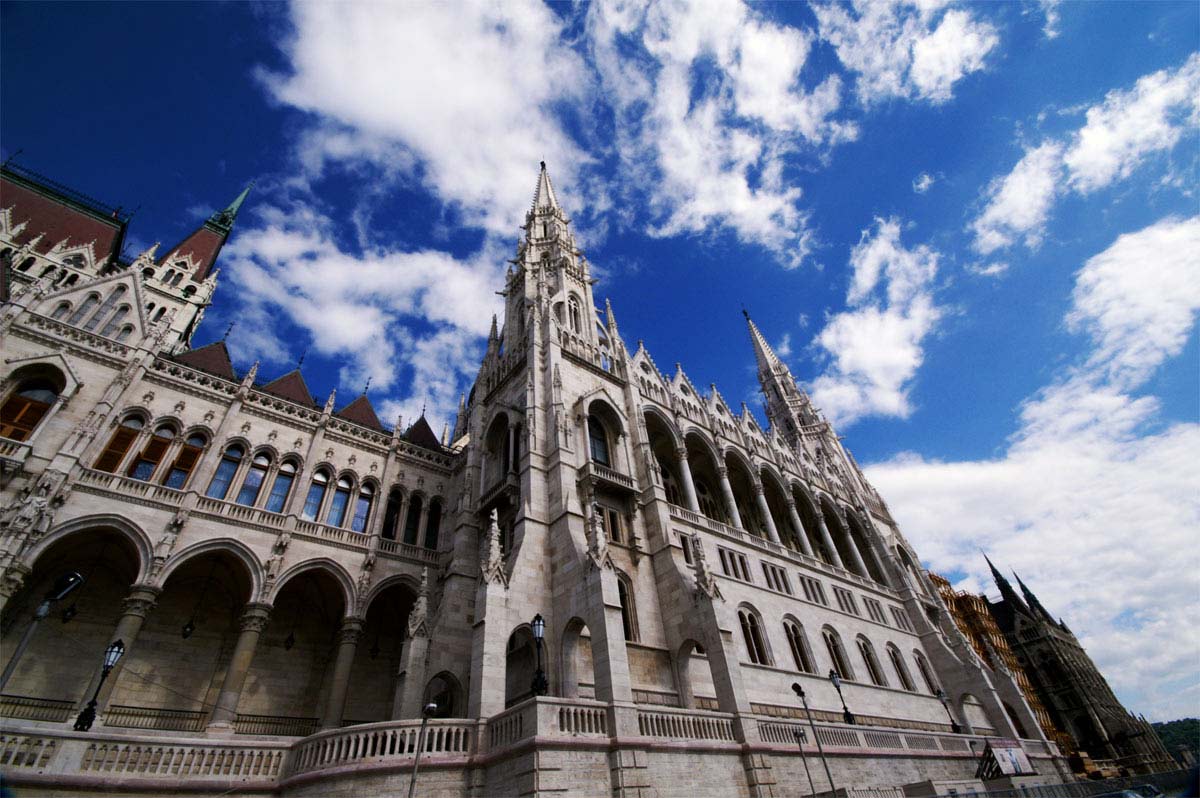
[532,160,559,211]
[744,309,788,379]
[744,310,822,440]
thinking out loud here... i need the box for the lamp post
[936,689,962,734]
[406,701,440,798]
[0,571,84,692]
[792,682,837,795]
[793,726,817,797]
[828,670,855,725]
[530,613,548,697]
[73,639,124,731]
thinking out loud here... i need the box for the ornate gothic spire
[985,554,1031,615]
[1014,572,1058,625]
[531,161,559,211]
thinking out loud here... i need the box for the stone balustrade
[287,717,476,776]
[0,694,74,723]
[636,706,737,741]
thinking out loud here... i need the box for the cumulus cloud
[588,0,856,267]
[809,218,943,425]
[971,54,1200,254]
[912,172,936,193]
[813,0,998,106]
[261,1,592,236]
[221,203,504,429]
[867,216,1200,720]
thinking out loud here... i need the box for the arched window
[913,650,938,695]
[163,433,206,489]
[116,325,135,342]
[403,494,424,545]
[99,305,131,338]
[382,489,403,540]
[236,452,272,506]
[128,423,175,481]
[153,306,167,322]
[50,301,72,320]
[823,627,853,681]
[857,636,888,687]
[424,499,442,549]
[617,573,638,642]
[94,416,144,472]
[63,253,86,269]
[64,274,79,286]
[163,269,176,284]
[264,459,297,513]
[568,294,582,334]
[301,469,331,520]
[326,476,353,526]
[350,483,374,533]
[17,256,35,272]
[67,294,101,325]
[206,443,245,500]
[888,645,915,692]
[657,456,681,505]
[83,285,127,332]
[784,620,815,673]
[739,607,770,665]
[1,379,59,442]
[171,272,184,287]
[587,415,609,466]
[696,481,722,521]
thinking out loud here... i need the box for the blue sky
[3,1,1197,721]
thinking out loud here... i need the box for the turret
[158,183,251,283]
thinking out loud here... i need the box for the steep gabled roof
[173,341,236,380]
[261,369,316,407]
[405,415,443,451]
[336,394,385,431]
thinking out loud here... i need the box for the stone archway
[559,617,596,700]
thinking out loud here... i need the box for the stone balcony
[73,467,437,567]
[577,461,636,494]
[0,696,1062,794]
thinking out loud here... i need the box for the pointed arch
[267,557,357,611]
[23,514,153,584]
[158,537,264,601]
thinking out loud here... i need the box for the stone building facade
[0,162,1085,795]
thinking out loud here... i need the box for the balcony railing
[0,694,74,723]
[288,717,475,777]
[579,461,635,492]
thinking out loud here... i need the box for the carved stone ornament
[121,594,158,619]
[407,567,431,638]
[585,504,613,570]
[0,563,32,599]
[480,509,507,586]
[239,605,272,634]
[691,540,722,602]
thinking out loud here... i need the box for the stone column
[813,509,845,569]
[863,534,893,587]
[319,616,364,729]
[85,584,161,711]
[417,501,431,548]
[206,602,271,732]
[838,509,871,578]
[715,466,743,528]
[397,492,413,544]
[674,446,701,514]
[784,500,815,557]
[394,632,431,718]
[752,481,782,545]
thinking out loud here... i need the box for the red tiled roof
[261,370,316,407]
[405,415,443,451]
[173,341,237,381]
[159,225,226,282]
[336,395,385,431]
[1,176,124,261]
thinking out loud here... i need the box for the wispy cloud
[869,216,1200,720]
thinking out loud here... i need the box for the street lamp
[73,639,125,731]
[828,670,855,725]
[0,571,84,692]
[792,682,836,795]
[792,727,817,797]
[936,689,962,734]
[406,701,440,798]
[530,613,548,697]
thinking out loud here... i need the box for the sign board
[975,739,1037,780]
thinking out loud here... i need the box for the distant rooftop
[1,161,131,223]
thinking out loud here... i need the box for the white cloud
[221,203,504,429]
[1066,216,1200,388]
[814,0,998,106]
[1037,0,1061,39]
[866,216,1200,721]
[588,0,855,267]
[912,172,936,193]
[809,218,943,425]
[971,141,1063,254]
[262,1,592,236]
[1064,53,1200,194]
[971,54,1200,254]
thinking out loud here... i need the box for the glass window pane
[350,494,372,532]
[207,458,238,499]
[236,465,267,506]
[301,481,326,520]
[327,487,351,527]
[265,472,294,513]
